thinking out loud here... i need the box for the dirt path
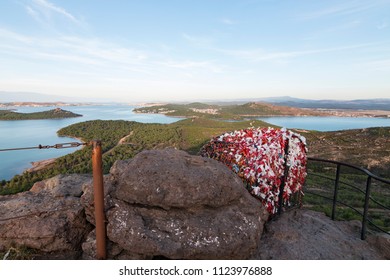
[103,131,134,155]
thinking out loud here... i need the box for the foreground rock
[0,175,92,259]
[2,148,386,260]
[256,209,387,260]
[82,148,269,259]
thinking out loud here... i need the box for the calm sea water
[0,106,389,180]
[0,105,182,180]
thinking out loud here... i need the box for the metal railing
[305,157,390,240]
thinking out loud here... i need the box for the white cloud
[159,60,224,73]
[25,5,42,23]
[0,29,146,66]
[298,1,384,20]
[0,28,33,43]
[23,0,84,30]
[216,44,372,62]
[31,0,81,24]
[0,27,226,85]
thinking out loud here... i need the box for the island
[134,102,390,119]
[0,108,82,120]
[133,102,332,120]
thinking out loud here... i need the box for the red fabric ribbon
[200,127,307,214]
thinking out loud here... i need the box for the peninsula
[134,102,332,120]
[134,102,390,119]
[0,108,82,120]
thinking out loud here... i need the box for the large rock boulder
[0,174,92,259]
[82,148,269,259]
[256,209,386,260]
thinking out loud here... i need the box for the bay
[1,106,389,181]
[257,116,390,132]
[0,105,182,180]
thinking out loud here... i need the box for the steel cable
[0,142,88,152]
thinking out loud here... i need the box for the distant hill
[300,127,390,178]
[0,108,82,120]
[261,97,390,111]
[197,97,390,111]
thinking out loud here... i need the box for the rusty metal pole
[91,140,106,260]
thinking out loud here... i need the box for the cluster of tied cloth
[200,127,307,214]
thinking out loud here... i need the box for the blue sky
[0,0,389,102]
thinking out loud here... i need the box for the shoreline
[24,136,86,174]
[133,107,390,119]
[26,158,57,173]
[313,109,390,118]
[58,135,88,145]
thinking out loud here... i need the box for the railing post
[91,140,107,259]
[361,176,372,240]
[331,164,341,220]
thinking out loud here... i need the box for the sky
[0,0,389,102]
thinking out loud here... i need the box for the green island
[0,112,389,232]
[134,102,331,120]
[0,108,82,120]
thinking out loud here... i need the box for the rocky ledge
[0,148,388,259]
[0,148,268,259]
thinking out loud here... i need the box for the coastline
[24,136,86,174]
[134,104,390,119]
[313,109,390,118]
[58,135,88,145]
[133,106,390,119]
[26,158,56,173]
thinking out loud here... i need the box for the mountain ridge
[1,91,390,109]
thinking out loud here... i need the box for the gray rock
[256,209,386,260]
[110,149,247,209]
[30,174,92,197]
[0,175,92,259]
[81,229,140,260]
[80,175,114,226]
[367,233,390,259]
[82,148,269,259]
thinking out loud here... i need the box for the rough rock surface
[82,148,269,259]
[256,209,388,260]
[80,175,114,226]
[0,174,92,259]
[367,233,390,259]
